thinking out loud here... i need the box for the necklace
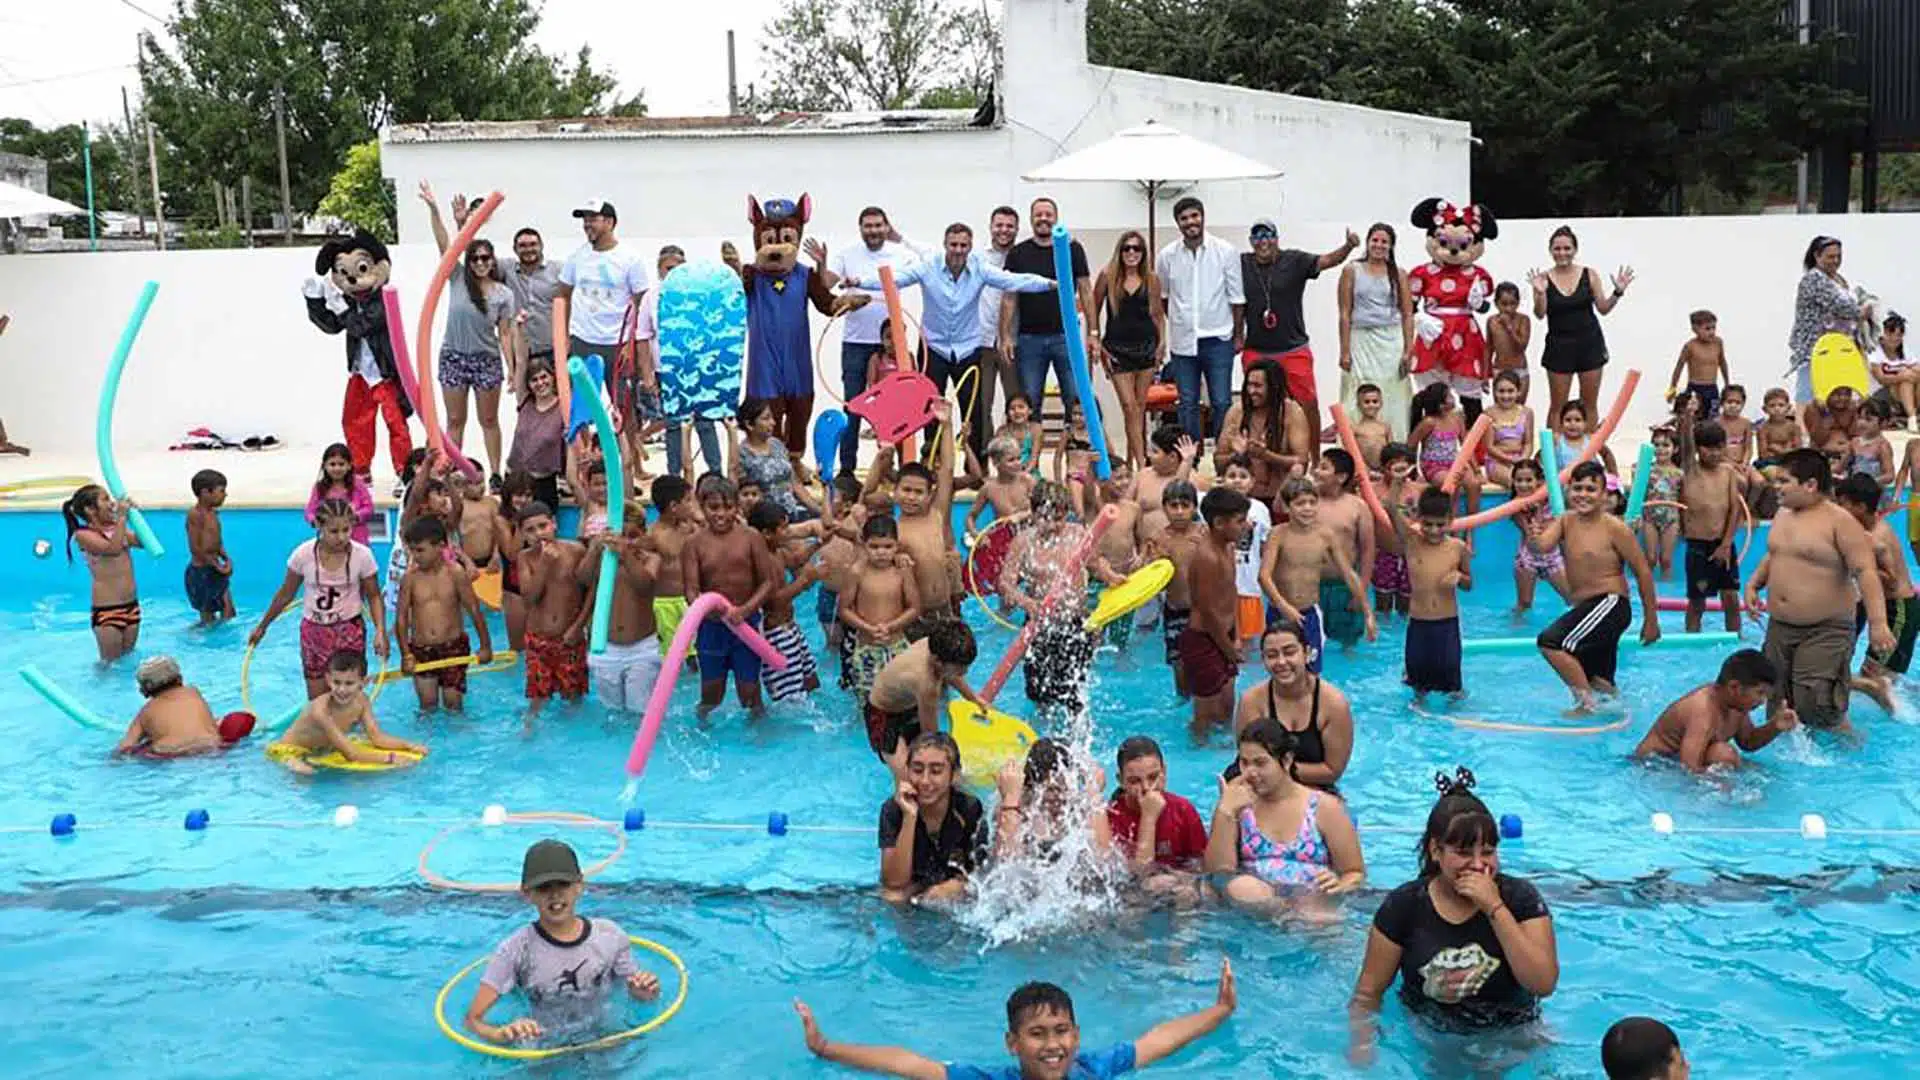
[1249,257,1279,330]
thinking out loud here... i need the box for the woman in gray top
[422,183,522,488]
[1337,224,1416,441]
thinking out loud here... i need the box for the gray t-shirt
[480,917,637,1033]
[505,260,559,354]
[443,282,517,357]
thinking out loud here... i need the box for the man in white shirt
[1156,197,1244,444]
[827,206,928,475]
[975,205,1024,458]
[554,198,651,438]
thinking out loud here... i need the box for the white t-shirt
[287,539,378,624]
[1869,346,1916,390]
[830,238,926,345]
[1233,499,1273,598]
[559,242,652,346]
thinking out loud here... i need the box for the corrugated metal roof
[386,109,989,145]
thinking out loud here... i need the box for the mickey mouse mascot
[1407,198,1498,427]
[302,231,413,485]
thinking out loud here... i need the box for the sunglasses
[1250,230,1277,241]
[1121,245,1143,253]
[469,254,494,264]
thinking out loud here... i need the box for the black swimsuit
[1225,677,1332,787]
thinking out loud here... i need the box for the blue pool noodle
[813,409,847,483]
[1624,442,1655,524]
[1050,226,1112,481]
[98,280,164,557]
[569,357,623,654]
[1538,431,1566,516]
[1463,631,1738,656]
[20,665,117,731]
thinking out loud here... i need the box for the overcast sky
[0,0,783,131]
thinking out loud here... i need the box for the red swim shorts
[1242,345,1317,406]
[1174,626,1238,698]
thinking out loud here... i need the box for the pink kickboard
[847,371,942,445]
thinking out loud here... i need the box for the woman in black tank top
[1092,229,1167,471]
[1528,225,1633,436]
[1228,622,1355,790]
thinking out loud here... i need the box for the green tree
[0,117,142,229]
[317,140,395,242]
[139,0,624,226]
[743,0,997,112]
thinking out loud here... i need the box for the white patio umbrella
[0,180,84,218]
[1021,120,1283,251]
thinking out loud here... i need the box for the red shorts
[1175,626,1237,698]
[1243,345,1317,405]
[525,631,588,700]
[411,633,472,693]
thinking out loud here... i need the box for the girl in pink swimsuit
[1507,459,1569,615]
[1410,382,1482,517]
[1206,718,1366,911]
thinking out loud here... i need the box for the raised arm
[1131,958,1236,1068]
[794,1001,946,1080]
[417,181,452,255]
[1318,229,1359,272]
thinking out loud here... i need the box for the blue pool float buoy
[767,811,789,837]
[1499,813,1523,839]
[623,807,647,831]
[184,809,210,831]
[50,812,77,837]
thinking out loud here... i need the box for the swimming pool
[3,503,1918,1076]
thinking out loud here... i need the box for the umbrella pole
[1145,180,1157,255]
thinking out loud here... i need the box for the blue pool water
[3,503,1919,1076]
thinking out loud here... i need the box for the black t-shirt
[1241,250,1321,353]
[1372,875,1551,1031]
[1004,237,1088,336]
[877,790,990,888]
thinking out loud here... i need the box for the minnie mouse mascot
[1407,198,1498,426]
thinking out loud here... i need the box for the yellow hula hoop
[964,515,1022,632]
[1413,704,1631,736]
[241,605,395,714]
[372,650,521,686]
[417,811,628,893]
[0,475,92,498]
[434,934,688,1060]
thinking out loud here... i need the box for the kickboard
[1811,332,1870,402]
[947,700,1039,789]
[655,261,748,421]
[847,370,942,445]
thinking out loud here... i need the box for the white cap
[571,198,617,221]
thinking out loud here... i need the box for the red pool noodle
[980,504,1118,704]
[380,286,425,418]
[412,191,501,483]
[1441,414,1493,495]
[879,265,918,461]
[1449,368,1642,532]
[1330,404,1393,534]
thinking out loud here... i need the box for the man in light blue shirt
[844,223,1053,458]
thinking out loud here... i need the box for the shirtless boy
[266,650,426,774]
[1147,480,1206,697]
[1086,460,1144,648]
[580,503,662,716]
[963,435,1037,539]
[1137,426,1199,539]
[1834,474,1920,713]
[750,502,823,703]
[1531,461,1662,713]
[185,469,234,626]
[1746,449,1891,732]
[1314,449,1376,650]
[647,476,698,655]
[1754,388,1805,465]
[1260,477,1375,674]
[1371,443,1420,617]
[113,655,253,758]
[865,621,983,763]
[1399,487,1471,699]
[396,515,494,710]
[1633,649,1796,771]
[517,501,591,719]
[895,402,959,629]
[1666,310,1728,417]
[1351,385,1393,473]
[682,477,780,719]
[815,475,867,669]
[1176,488,1249,737]
[1674,413,1743,634]
[843,514,920,709]
[452,467,503,570]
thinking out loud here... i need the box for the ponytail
[62,484,106,564]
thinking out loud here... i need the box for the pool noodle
[1462,630,1737,655]
[97,281,164,557]
[1624,442,1655,524]
[1655,597,1733,612]
[1538,428,1566,515]
[412,191,500,484]
[569,356,625,655]
[1449,369,1642,532]
[1440,414,1492,495]
[878,265,919,460]
[628,591,786,779]
[1052,225,1112,481]
[812,409,847,483]
[980,504,1118,703]
[1329,404,1393,533]
[379,285,427,415]
[19,665,118,731]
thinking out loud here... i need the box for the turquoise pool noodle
[1539,430,1566,516]
[1624,442,1656,523]
[1463,630,1739,655]
[20,665,117,732]
[97,280,164,557]
[568,357,623,655]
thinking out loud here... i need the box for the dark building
[1804,0,1920,211]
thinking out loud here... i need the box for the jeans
[926,347,993,463]
[1171,336,1237,441]
[1016,332,1075,410]
[838,341,881,474]
[664,418,722,478]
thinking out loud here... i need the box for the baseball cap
[571,198,617,221]
[1249,218,1279,240]
[521,839,584,888]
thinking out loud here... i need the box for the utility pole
[145,114,165,251]
[123,62,143,237]
[274,85,294,242]
[241,175,254,246]
[726,31,740,114]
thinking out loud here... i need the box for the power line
[111,0,167,24]
[0,63,139,91]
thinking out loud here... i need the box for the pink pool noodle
[1330,404,1393,534]
[627,592,787,779]
[980,505,1118,704]
[1449,368,1642,532]
[411,191,502,484]
[380,286,427,416]
[1441,413,1493,495]
[1656,597,1734,613]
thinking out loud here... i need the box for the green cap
[521,839,583,888]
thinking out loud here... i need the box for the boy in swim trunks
[816,474,867,679]
[517,501,591,721]
[843,514,920,713]
[581,501,663,717]
[1633,648,1796,772]
[647,476,699,660]
[266,650,425,775]
[866,621,983,764]
[1397,487,1471,699]
[1531,461,1662,714]
[1176,488,1248,738]
[1675,411,1743,634]
[1834,473,1920,714]
[795,958,1236,1079]
[750,501,822,703]
[184,469,234,626]
[1371,443,1419,618]
[112,655,254,758]
[1665,309,1728,419]
[1147,481,1204,699]
[396,515,494,711]
[1314,449,1375,650]
[683,476,780,720]
[1260,478,1375,673]
[463,839,662,1047]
